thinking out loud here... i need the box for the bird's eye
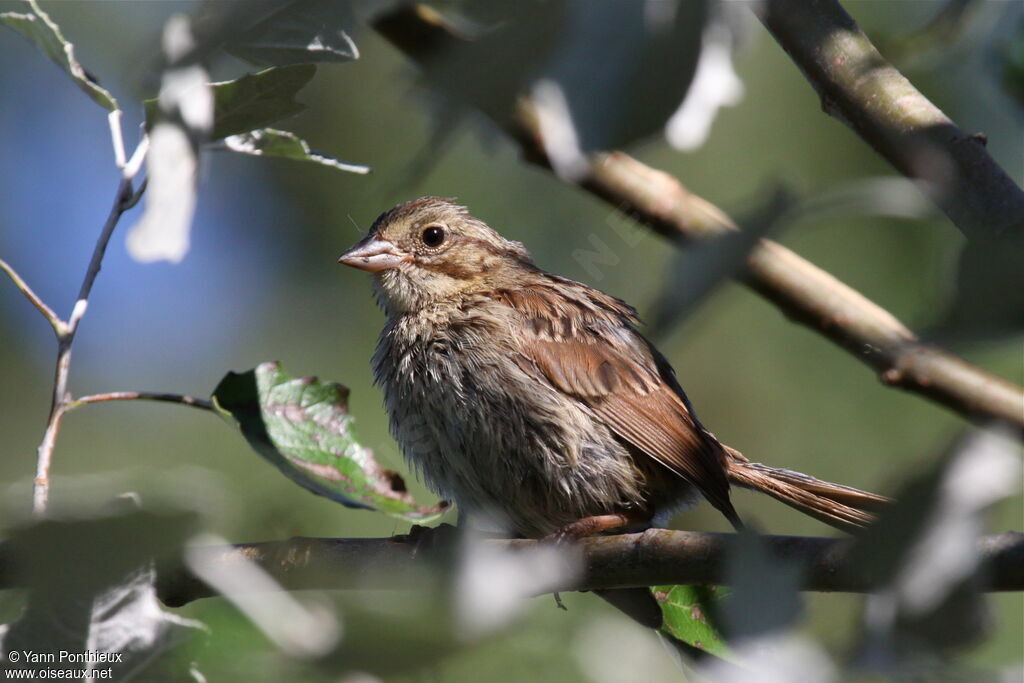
[421,226,446,248]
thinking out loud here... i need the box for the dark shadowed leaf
[226,0,360,66]
[403,0,709,156]
[719,530,804,642]
[0,0,118,111]
[212,362,448,522]
[209,63,315,140]
[929,237,1024,343]
[144,64,317,142]
[852,427,1020,664]
[794,176,937,224]
[654,584,732,659]
[684,530,816,680]
[127,15,212,265]
[0,507,204,681]
[540,0,708,154]
[223,128,370,174]
[1002,18,1024,107]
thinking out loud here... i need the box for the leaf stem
[68,391,214,412]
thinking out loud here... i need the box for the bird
[338,197,888,544]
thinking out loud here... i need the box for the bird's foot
[393,522,460,558]
[542,512,650,544]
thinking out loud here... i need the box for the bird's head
[339,197,534,313]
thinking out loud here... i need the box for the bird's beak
[338,238,407,272]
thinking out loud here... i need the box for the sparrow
[339,197,887,542]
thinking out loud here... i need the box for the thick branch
[373,6,1024,432]
[754,0,1024,240]
[140,530,1024,606]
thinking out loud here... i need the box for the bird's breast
[371,307,670,536]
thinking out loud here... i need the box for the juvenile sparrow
[339,197,887,542]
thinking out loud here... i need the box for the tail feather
[722,446,889,533]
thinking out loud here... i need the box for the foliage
[213,362,446,521]
[0,0,1020,680]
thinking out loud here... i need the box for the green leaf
[209,64,316,140]
[0,0,118,111]
[1,506,205,679]
[213,362,448,523]
[223,128,370,174]
[653,584,732,659]
[145,64,317,141]
[226,0,360,67]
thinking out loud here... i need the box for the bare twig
[753,0,1024,240]
[0,258,66,336]
[68,391,214,412]
[31,121,150,516]
[373,6,1024,433]
[66,178,133,336]
[139,530,1024,606]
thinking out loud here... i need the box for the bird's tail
[722,446,890,533]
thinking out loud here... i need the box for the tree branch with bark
[134,530,1024,606]
[754,0,1024,241]
[373,4,1024,433]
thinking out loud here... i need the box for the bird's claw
[393,522,460,558]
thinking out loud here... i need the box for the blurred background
[0,1,1020,680]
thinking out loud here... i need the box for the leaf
[223,128,370,174]
[852,426,1020,660]
[719,530,804,642]
[408,0,716,161]
[653,584,732,659]
[930,237,1024,343]
[126,122,199,263]
[795,176,937,224]
[0,507,205,681]
[209,63,317,140]
[212,362,448,522]
[226,0,360,67]
[1002,21,1024,107]
[145,64,317,142]
[0,0,118,111]
[127,15,213,265]
[664,21,744,152]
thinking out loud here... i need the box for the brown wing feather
[498,283,738,522]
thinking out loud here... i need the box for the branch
[140,530,1024,606]
[68,391,214,412]
[0,258,65,336]
[753,0,1024,240]
[373,6,1024,432]
[31,125,149,516]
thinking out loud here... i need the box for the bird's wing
[496,283,736,521]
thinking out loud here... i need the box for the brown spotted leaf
[653,584,732,659]
[213,361,448,522]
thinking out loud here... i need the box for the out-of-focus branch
[128,530,1024,605]
[753,0,1024,240]
[373,6,1024,432]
